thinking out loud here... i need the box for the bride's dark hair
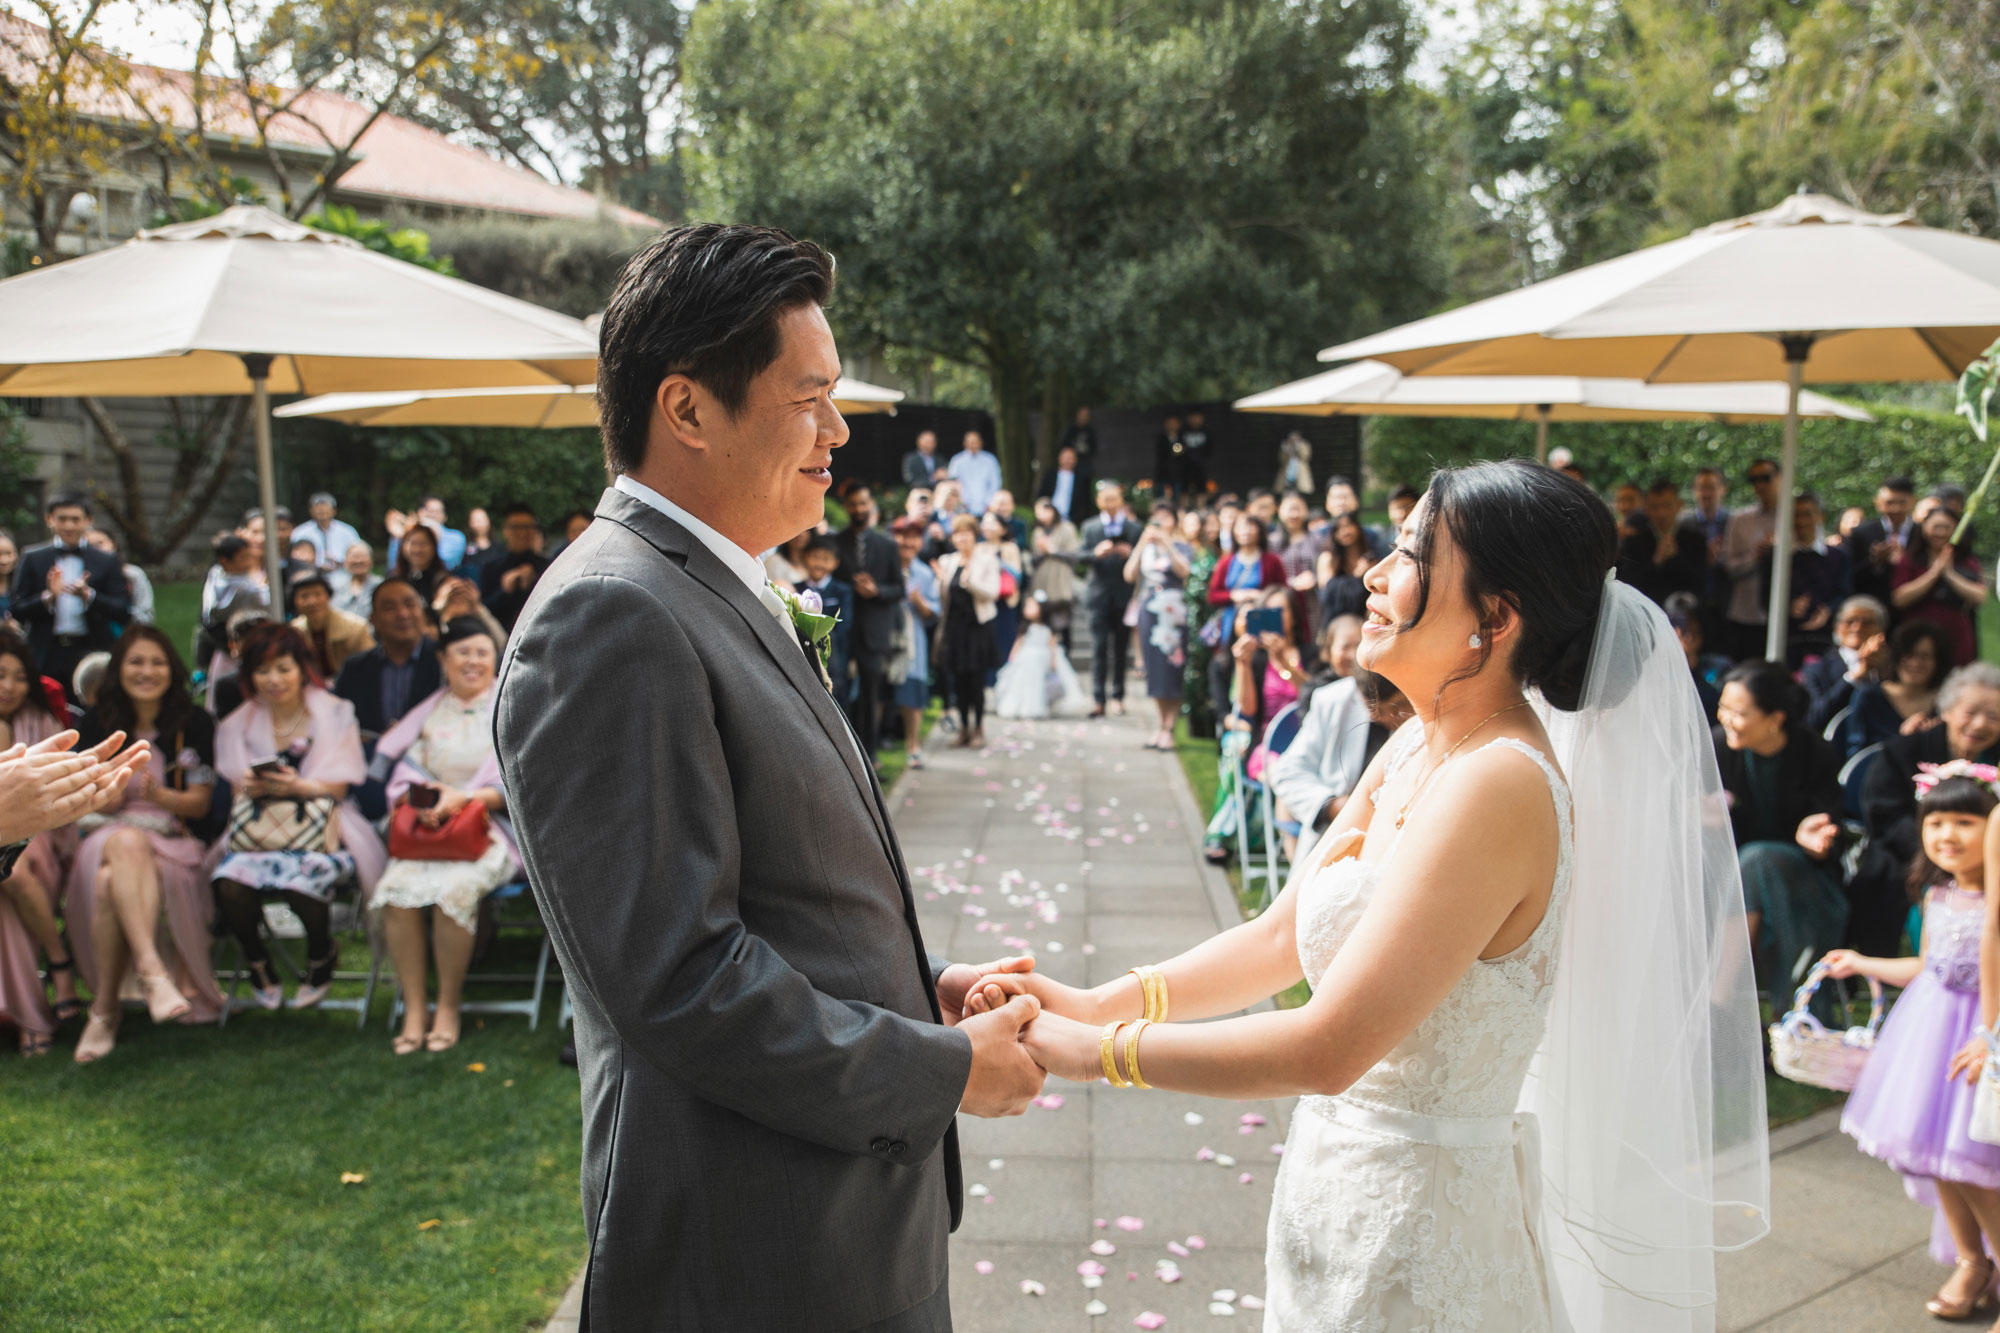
[1401,458,1617,711]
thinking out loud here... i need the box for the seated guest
[1314,512,1374,623]
[1231,585,1304,748]
[66,628,224,1062]
[1801,596,1889,735]
[290,572,375,680]
[797,534,854,704]
[334,579,441,819]
[1268,665,1412,857]
[205,607,275,721]
[297,492,363,571]
[1665,601,1723,724]
[392,521,449,606]
[1850,663,2000,955]
[1781,492,1851,665]
[197,533,268,681]
[0,634,78,1055]
[1844,620,1953,759]
[1616,478,1708,607]
[212,624,385,1010]
[431,572,508,649]
[1713,661,1848,992]
[329,541,380,620]
[372,620,519,1055]
[478,504,551,632]
[1893,499,1988,668]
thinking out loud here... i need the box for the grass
[153,579,203,670]
[0,943,585,1330]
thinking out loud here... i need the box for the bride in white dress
[977,460,1771,1331]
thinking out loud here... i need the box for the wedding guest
[1616,478,1708,607]
[460,507,497,571]
[392,521,448,606]
[991,598,1090,719]
[1274,491,1328,645]
[1828,772,2000,1318]
[1667,599,1722,725]
[1801,596,1889,735]
[1275,430,1314,495]
[199,533,269,680]
[1079,481,1137,717]
[1026,497,1080,652]
[212,624,383,1010]
[1182,509,1225,737]
[1315,513,1375,623]
[947,429,1002,515]
[1268,665,1411,855]
[922,479,969,562]
[832,482,903,753]
[85,528,152,626]
[1125,502,1190,751]
[1244,487,1278,527]
[373,619,519,1055]
[1035,444,1089,525]
[1712,660,1848,990]
[1850,475,1918,606]
[1719,459,1782,661]
[330,541,380,620]
[891,519,938,770]
[978,511,1023,675]
[1180,411,1211,499]
[544,509,592,561]
[903,485,935,527]
[1610,480,1644,533]
[9,492,130,689]
[1830,506,1867,550]
[1153,414,1188,500]
[1231,584,1303,745]
[799,534,856,702]
[1208,513,1286,726]
[297,492,363,570]
[764,529,813,586]
[902,429,942,489]
[65,628,224,1061]
[1685,466,1731,553]
[1893,500,1988,669]
[290,572,375,680]
[386,495,467,570]
[477,504,551,632]
[988,489,1028,549]
[0,635,77,1054]
[205,607,275,722]
[1057,404,1098,465]
[1843,620,1953,758]
[1385,485,1420,532]
[241,506,311,610]
[935,514,1000,748]
[289,538,320,571]
[1782,492,1851,665]
[333,578,442,765]
[0,527,18,625]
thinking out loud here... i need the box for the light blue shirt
[299,518,364,569]
[388,525,468,573]
[947,449,1003,515]
[51,545,88,635]
[1051,469,1075,522]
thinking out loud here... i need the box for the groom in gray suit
[496,224,1046,1331]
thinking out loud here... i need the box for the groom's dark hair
[597,223,836,475]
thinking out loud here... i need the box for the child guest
[1828,765,2000,1319]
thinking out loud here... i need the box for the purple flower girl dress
[1844,883,2000,1261]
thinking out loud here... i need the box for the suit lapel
[594,492,900,864]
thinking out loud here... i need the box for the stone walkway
[546,694,1935,1332]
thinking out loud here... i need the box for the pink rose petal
[1078,1260,1108,1277]
[1019,1279,1045,1296]
[1090,1239,1117,1256]
[1185,1235,1206,1250]
[1115,1215,1145,1231]
[1271,1143,1285,1156]
[1195,1147,1216,1162]
[1238,1172,1255,1184]
[1239,1295,1265,1310]
[1166,1241,1189,1257]
[1094,1218,1108,1229]
[1240,1113,1267,1126]
[974,1260,995,1275]
[1134,1314,1167,1330]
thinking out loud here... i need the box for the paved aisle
[898,708,1285,1332]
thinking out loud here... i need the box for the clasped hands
[0,729,150,845]
[938,955,1130,1116]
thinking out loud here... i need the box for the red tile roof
[0,15,663,229]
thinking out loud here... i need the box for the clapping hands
[0,729,149,845]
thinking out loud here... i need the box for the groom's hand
[958,993,1045,1117]
[936,955,1035,1028]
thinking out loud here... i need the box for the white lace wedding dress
[1266,733,1574,1333]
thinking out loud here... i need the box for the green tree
[686,0,1445,494]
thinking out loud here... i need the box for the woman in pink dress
[67,627,225,1062]
[0,633,79,1055]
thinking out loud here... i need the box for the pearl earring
[1468,633,1483,649]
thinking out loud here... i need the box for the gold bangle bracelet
[1129,965,1170,1023]
[1100,1021,1131,1088]
[1127,967,1151,1021]
[1125,1018,1153,1090]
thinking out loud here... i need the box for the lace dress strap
[1472,737,1575,928]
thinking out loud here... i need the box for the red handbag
[389,800,492,861]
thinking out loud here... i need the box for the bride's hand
[1020,1009,1109,1083]
[961,969,1097,1023]
[935,955,1035,1028]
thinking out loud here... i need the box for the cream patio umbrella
[1233,359,1871,460]
[274,377,905,429]
[0,204,598,590]
[1317,191,2000,659]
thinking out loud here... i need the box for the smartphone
[250,756,286,778]
[407,784,441,810]
[1245,608,1286,638]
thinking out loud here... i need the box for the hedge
[1364,400,1985,513]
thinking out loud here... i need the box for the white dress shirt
[300,519,364,569]
[51,545,90,635]
[1051,469,1075,522]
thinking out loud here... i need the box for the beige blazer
[293,606,376,677]
[934,547,1002,624]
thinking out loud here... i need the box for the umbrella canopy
[1315,192,2000,658]
[275,377,907,427]
[0,203,599,589]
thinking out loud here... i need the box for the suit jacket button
[889,1141,908,1158]
[871,1138,892,1155]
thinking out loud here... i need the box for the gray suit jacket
[495,488,972,1331]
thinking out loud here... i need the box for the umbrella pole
[242,354,282,596]
[1764,338,1813,662]
[1534,405,1551,463]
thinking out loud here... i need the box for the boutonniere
[770,583,840,692]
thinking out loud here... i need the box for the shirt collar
[614,475,768,599]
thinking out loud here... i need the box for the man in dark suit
[1152,414,1187,501]
[478,503,553,631]
[495,223,1044,1332]
[333,577,441,818]
[1035,444,1091,524]
[1078,478,1137,716]
[1847,475,1917,608]
[1617,479,1710,607]
[10,492,130,694]
[1057,404,1098,466]
[834,481,904,755]
[1799,595,1888,735]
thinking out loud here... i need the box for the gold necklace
[1395,701,1531,830]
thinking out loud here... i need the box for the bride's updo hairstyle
[1403,458,1617,711]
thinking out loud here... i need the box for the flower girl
[992,597,1090,720]
[1828,764,2000,1321]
